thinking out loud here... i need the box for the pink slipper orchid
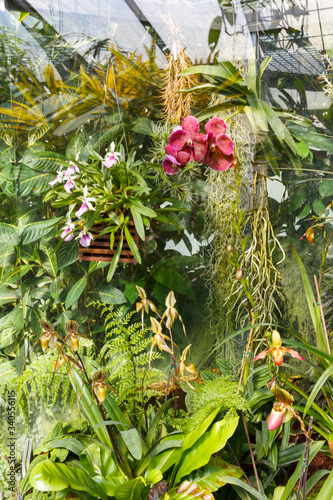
[254,330,305,366]
[103,142,121,168]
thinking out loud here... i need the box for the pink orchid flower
[202,117,236,171]
[162,154,181,175]
[254,330,305,366]
[268,403,287,431]
[77,229,93,247]
[49,170,64,187]
[168,116,208,163]
[64,177,76,194]
[75,186,96,219]
[60,220,75,241]
[102,142,121,168]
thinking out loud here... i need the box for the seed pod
[236,269,243,280]
[226,243,232,253]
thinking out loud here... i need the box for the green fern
[93,301,163,423]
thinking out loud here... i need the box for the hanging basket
[78,221,139,263]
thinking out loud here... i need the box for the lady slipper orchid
[75,185,96,219]
[77,229,93,247]
[103,142,121,168]
[254,330,304,366]
[177,344,196,390]
[267,387,308,437]
[149,317,173,374]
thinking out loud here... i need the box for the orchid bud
[226,243,232,253]
[236,269,243,280]
[268,403,286,431]
[272,330,282,347]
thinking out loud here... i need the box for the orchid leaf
[107,232,123,282]
[65,275,87,309]
[303,365,333,418]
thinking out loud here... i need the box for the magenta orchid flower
[202,117,235,171]
[64,177,76,194]
[254,330,305,366]
[162,154,181,175]
[75,185,96,219]
[77,229,93,247]
[64,161,80,177]
[103,141,121,168]
[60,220,75,241]
[49,170,65,187]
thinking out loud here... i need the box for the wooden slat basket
[78,221,139,263]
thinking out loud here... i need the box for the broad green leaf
[16,166,53,196]
[0,222,19,246]
[189,457,243,491]
[29,459,108,499]
[40,241,58,277]
[41,437,84,456]
[145,448,182,476]
[182,407,222,451]
[319,179,333,198]
[114,477,146,500]
[23,151,67,171]
[208,16,222,51]
[153,268,196,302]
[0,289,21,305]
[65,276,87,309]
[120,428,142,460]
[303,365,333,417]
[57,239,79,269]
[20,218,61,245]
[174,416,239,484]
[95,286,126,305]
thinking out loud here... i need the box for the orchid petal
[169,129,187,150]
[268,405,286,431]
[285,348,305,361]
[205,117,227,136]
[216,133,234,155]
[75,202,88,219]
[193,133,208,162]
[253,350,269,362]
[79,233,92,247]
[209,153,235,172]
[162,157,179,175]
[182,115,199,137]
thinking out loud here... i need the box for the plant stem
[241,411,262,495]
[296,416,313,500]
[227,441,253,488]
[314,275,331,355]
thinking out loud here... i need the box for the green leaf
[174,416,239,484]
[315,469,333,500]
[319,179,333,198]
[65,276,87,309]
[40,241,58,277]
[296,140,310,159]
[107,233,123,282]
[114,477,146,500]
[146,398,175,448]
[218,476,268,500]
[41,437,84,456]
[29,459,108,499]
[182,407,222,452]
[120,428,142,460]
[280,441,324,500]
[20,218,61,245]
[23,151,67,171]
[130,205,145,241]
[95,286,126,305]
[189,457,243,491]
[57,239,79,269]
[208,16,222,51]
[0,222,19,246]
[303,365,333,417]
[124,225,141,264]
[153,268,196,302]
